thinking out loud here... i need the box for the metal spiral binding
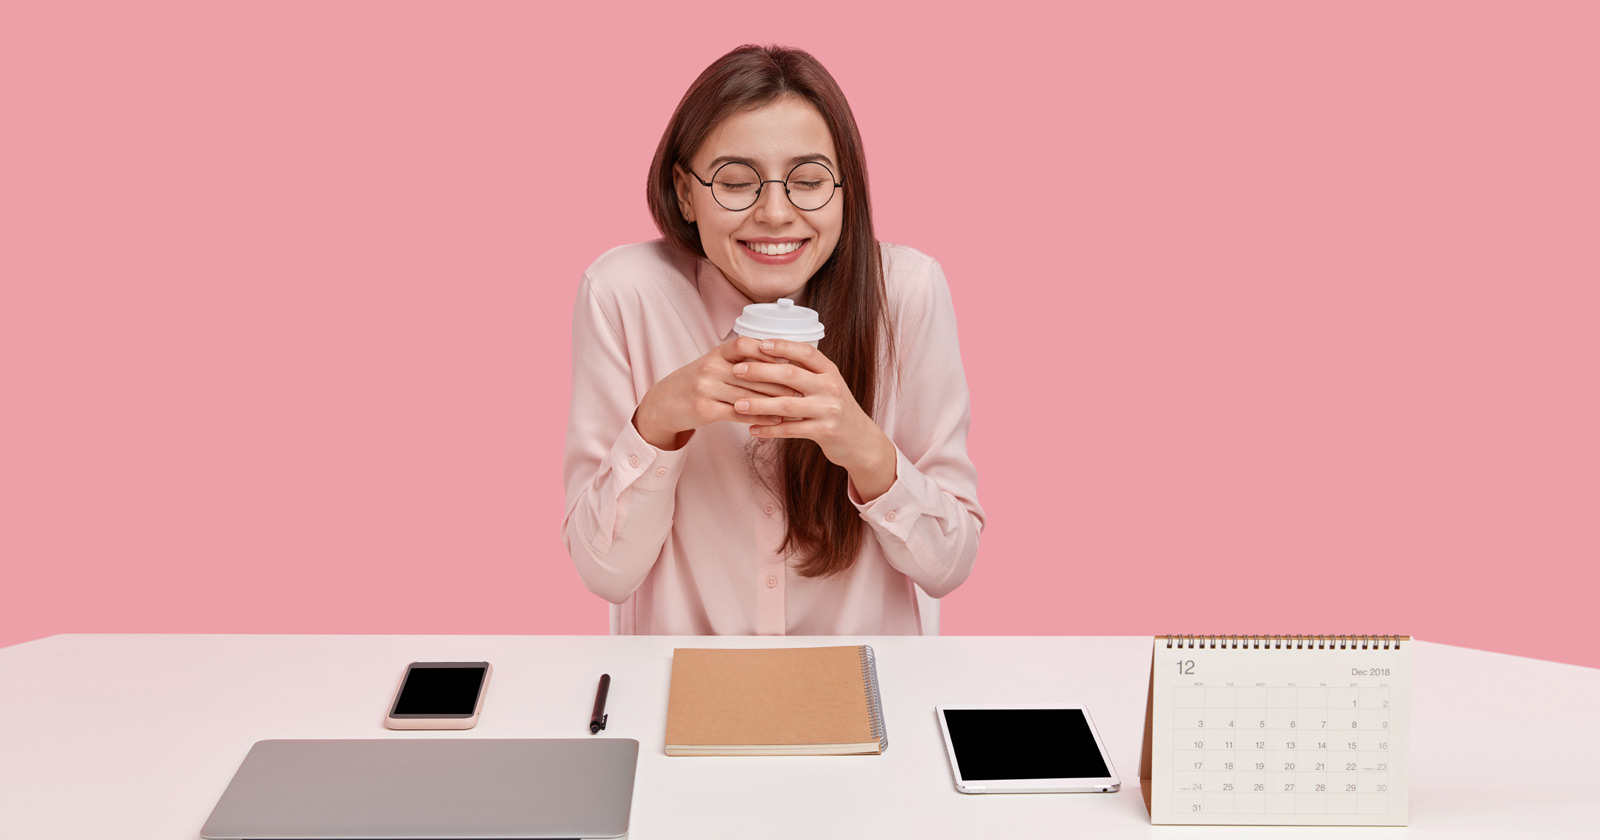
[1165,635,1405,650]
[859,645,888,753]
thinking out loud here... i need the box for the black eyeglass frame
[683,160,845,212]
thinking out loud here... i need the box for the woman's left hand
[731,339,898,501]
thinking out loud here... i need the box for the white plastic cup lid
[732,298,825,343]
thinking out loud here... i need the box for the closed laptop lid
[200,739,639,840]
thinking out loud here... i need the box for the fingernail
[733,363,748,375]
[749,425,762,436]
[760,340,774,352]
[735,400,749,412]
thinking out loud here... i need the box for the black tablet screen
[943,708,1111,780]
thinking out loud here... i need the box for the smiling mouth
[741,239,806,256]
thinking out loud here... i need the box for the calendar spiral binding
[1163,634,1407,650]
[860,645,888,753]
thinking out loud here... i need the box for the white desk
[0,635,1592,839]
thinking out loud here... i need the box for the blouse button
[765,576,778,589]
[886,510,898,522]
[763,503,775,516]
[628,454,639,468]
[655,467,668,477]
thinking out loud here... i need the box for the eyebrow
[704,153,836,172]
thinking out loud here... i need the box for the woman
[562,45,983,635]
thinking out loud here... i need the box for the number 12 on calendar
[1139,635,1410,826]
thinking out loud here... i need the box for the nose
[751,180,796,225]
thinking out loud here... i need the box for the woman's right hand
[632,336,796,450]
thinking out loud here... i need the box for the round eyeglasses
[684,160,843,212]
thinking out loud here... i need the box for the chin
[749,277,812,302]
[726,266,807,300]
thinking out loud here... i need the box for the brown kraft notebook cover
[664,646,887,756]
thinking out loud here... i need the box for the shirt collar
[697,258,753,341]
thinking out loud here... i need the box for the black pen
[589,673,611,734]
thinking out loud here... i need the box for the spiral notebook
[664,646,887,756]
[1139,635,1411,826]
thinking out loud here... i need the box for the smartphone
[936,704,1120,794]
[384,661,491,730]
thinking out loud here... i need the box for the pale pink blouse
[561,240,984,635]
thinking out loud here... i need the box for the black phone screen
[391,664,487,717]
[942,708,1112,780]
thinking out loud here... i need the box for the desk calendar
[1139,635,1410,826]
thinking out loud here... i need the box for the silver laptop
[201,739,639,840]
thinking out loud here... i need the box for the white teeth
[743,240,802,256]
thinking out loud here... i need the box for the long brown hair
[646,45,891,577]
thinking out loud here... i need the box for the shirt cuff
[613,416,689,493]
[849,446,922,540]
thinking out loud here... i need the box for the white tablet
[936,704,1121,794]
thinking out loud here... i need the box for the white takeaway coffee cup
[733,298,823,421]
[732,298,825,347]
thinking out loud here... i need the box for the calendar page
[1143,636,1410,826]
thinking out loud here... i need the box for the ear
[672,164,696,223]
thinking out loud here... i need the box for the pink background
[4,3,1596,666]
